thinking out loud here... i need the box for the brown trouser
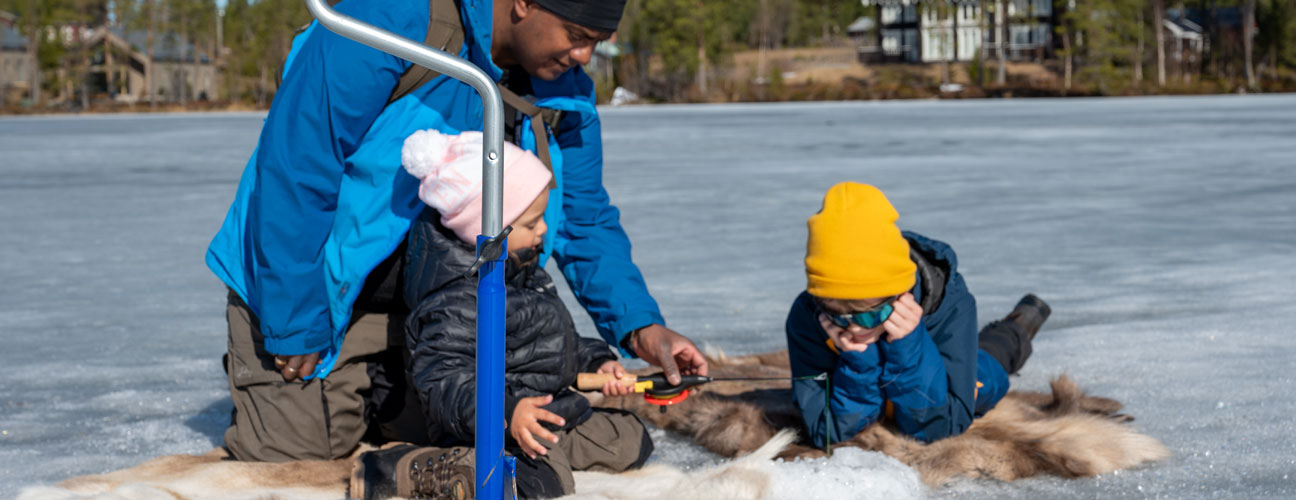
[222,291,423,461]
[223,292,651,495]
[524,409,653,497]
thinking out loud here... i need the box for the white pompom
[401,129,452,180]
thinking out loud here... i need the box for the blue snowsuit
[786,232,1010,446]
[206,0,662,378]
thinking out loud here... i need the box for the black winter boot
[978,294,1051,375]
[351,443,474,500]
[1005,294,1051,341]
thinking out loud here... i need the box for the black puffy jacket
[402,212,617,446]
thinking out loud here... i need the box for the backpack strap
[387,0,563,175]
[498,87,562,177]
[386,0,466,105]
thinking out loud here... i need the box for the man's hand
[509,395,564,459]
[273,352,320,382]
[630,324,708,385]
[883,293,922,343]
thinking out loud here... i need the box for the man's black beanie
[532,0,628,33]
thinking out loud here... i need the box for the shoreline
[3,89,1293,117]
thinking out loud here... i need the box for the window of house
[882,29,901,55]
[1010,25,1032,46]
[882,6,901,25]
[959,28,979,60]
[904,28,919,61]
[1010,0,1030,16]
[1034,24,1051,46]
[1034,0,1052,16]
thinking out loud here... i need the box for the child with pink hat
[401,129,555,253]
[361,130,651,500]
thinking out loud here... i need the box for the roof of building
[848,17,876,34]
[1170,7,1247,29]
[114,28,210,64]
[861,0,978,5]
[1163,16,1205,41]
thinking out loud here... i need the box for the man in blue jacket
[786,182,1050,448]
[208,0,707,464]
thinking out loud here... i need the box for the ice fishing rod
[576,372,806,408]
[579,371,837,456]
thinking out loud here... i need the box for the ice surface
[3,95,1296,499]
[768,448,925,499]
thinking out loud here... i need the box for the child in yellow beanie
[786,182,1051,447]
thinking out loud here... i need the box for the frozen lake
[2,94,1295,499]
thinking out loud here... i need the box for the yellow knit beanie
[805,182,916,299]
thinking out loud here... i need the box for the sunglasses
[815,297,896,329]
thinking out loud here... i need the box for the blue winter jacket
[206,0,663,378]
[786,232,1006,446]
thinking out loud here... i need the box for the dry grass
[1,100,267,115]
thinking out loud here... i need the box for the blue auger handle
[301,0,509,498]
[476,234,508,500]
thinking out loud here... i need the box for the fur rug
[17,350,1169,499]
[15,437,815,500]
[15,446,355,500]
[590,349,1171,487]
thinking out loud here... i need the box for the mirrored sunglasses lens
[853,303,894,329]
[853,314,881,329]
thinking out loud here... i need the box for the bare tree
[24,0,42,105]
[996,0,1007,85]
[78,0,90,109]
[979,0,988,86]
[1154,0,1166,86]
[1061,18,1072,90]
[942,2,953,85]
[756,0,769,94]
[951,1,960,83]
[927,3,954,84]
[1242,0,1256,88]
[1134,4,1144,83]
[694,0,707,97]
[210,2,220,100]
[179,0,190,104]
[145,0,155,107]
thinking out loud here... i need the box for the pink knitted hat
[401,130,552,243]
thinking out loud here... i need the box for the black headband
[532,0,627,33]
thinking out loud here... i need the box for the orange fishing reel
[640,374,711,408]
[576,373,713,412]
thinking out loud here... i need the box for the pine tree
[1061,0,1146,93]
[1256,0,1294,81]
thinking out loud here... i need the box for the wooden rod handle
[576,373,639,391]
